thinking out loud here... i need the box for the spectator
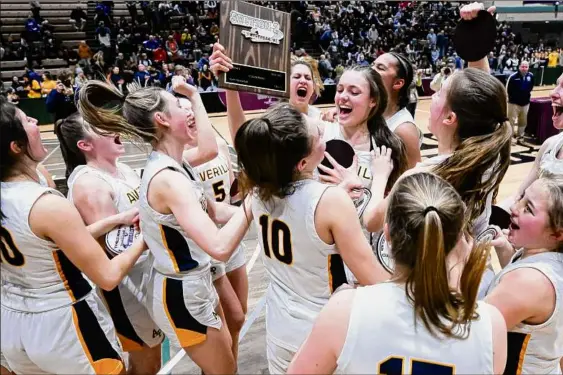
[23,75,41,99]
[96,21,112,49]
[6,88,20,104]
[367,24,379,43]
[40,72,56,96]
[429,63,453,92]
[74,67,88,88]
[126,1,138,24]
[198,64,213,91]
[70,4,87,31]
[138,52,152,67]
[46,69,77,122]
[506,61,534,139]
[426,28,437,47]
[11,76,25,93]
[77,40,93,67]
[134,63,151,86]
[108,66,124,92]
[548,48,560,68]
[143,35,160,53]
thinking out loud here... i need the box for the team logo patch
[374,231,395,274]
[105,224,140,256]
[354,187,372,218]
[475,226,499,245]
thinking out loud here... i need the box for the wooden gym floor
[38,86,555,374]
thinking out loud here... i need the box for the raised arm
[209,43,248,139]
[173,76,218,166]
[30,193,145,291]
[153,169,252,262]
[460,2,496,73]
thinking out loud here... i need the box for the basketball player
[500,73,563,211]
[210,43,325,120]
[180,97,248,363]
[77,77,253,374]
[323,52,423,168]
[363,5,512,262]
[55,112,165,375]
[288,172,507,374]
[486,174,563,374]
[234,103,389,374]
[0,95,146,374]
[211,49,408,199]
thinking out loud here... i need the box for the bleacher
[0,0,141,89]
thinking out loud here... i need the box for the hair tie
[423,206,438,215]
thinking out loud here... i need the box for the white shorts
[1,292,124,374]
[145,268,222,349]
[266,336,296,375]
[98,256,164,351]
[210,244,246,282]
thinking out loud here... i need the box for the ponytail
[435,68,513,230]
[387,172,486,339]
[53,113,88,179]
[408,209,452,336]
[78,80,158,143]
[434,120,511,228]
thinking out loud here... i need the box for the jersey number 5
[378,356,454,375]
[0,226,25,267]
[212,181,226,202]
[259,215,293,265]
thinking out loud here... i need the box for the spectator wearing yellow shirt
[548,48,559,67]
[23,76,42,98]
[41,72,57,96]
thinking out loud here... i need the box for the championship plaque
[219,2,291,98]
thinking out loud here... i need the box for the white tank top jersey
[540,132,563,176]
[193,151,231,203]
[252,180,344,352]
[139,151,210,278]
[0,181,93,312]
[322,121,374,189]
[486,250,563,374]
[386,107,424,147]
[67,163,144,257]
[335,283,494,374]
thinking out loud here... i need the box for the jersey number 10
[0,227,25,267]
[259,215,293,265]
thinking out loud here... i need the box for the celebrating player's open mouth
[337,103,353,122]
[553,104,563,129]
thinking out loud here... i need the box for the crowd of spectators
[1,1,562,103]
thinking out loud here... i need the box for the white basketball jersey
[67,163,142,257]
[252,180,342,351]
[386,107,424,146]
[193,152,231,203]
[335,283,494,374]
[139,151,210,278]
[322,121,373,189]
[0,181,93,312]
[486,250,563,374]
[540,132,563,176]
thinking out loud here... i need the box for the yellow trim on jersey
[0,226,26,267]
[517,334,531,374]
[159,225,180,273]
[377,355,406,375]
[71,307,124,374]
[52,251,76,302]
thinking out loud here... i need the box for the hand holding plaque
[217,1,291,98]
